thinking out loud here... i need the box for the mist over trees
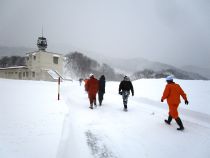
[131,69,207,80]
[0,56,26,68]
[64,52,122,81]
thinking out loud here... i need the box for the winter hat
[166,75,174,81]
[89,73,94,78]
[100,75,105,80]
[124,75,130,81]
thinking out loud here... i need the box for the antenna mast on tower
[42,25,44,37]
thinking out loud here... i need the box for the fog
[0,0,209,68]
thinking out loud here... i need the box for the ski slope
[0,78,210,158]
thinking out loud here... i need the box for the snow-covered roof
[53,54,60,58]
[0,66,28,70]
[47,69,61,79]
[26,50,63,56]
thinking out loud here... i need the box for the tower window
[33,56,36,60]
[53,57,59,64]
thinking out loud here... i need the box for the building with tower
[0,36,63,81]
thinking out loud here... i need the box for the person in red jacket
[161,75,189,131]
[85,73,99,109]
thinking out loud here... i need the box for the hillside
[105,57,208,80]
[131,68,207,80]
[64,52,122,81]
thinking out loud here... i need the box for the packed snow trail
[57,80,210,158]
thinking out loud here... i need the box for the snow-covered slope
[1,78,210,158]
[57,79,210,158]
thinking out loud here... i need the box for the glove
[119,92,122,95]
[185,100,189,105]
[161,99,164,102]
[132,93,134,96]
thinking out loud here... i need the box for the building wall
[40,69,55,82]
[0,50,63,81]
[25,51,63,81]
[39,52,63,74]
[0,68,33,80]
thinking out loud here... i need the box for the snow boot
[89,104,93,109]
[123,103,127,111]
[123,102,127,109]
[123,108,128,112]
[175,117,184,131]
[94,100,97,107]
[99,100,102,106]
[165,115,172,125]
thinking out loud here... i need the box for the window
[23,72,25,77]
[33,56,36,60]
[19,72,22,79]
[26,72,29,77]
[53,57,59,64]
[32,72,35,77]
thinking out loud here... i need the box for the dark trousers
[122,91,130,109]
[98,91,104,104]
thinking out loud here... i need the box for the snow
[53,54,60,58]
[0,79,68,158]
[0,66,27,70]
[0,78,210,158]
[47,69,60,79]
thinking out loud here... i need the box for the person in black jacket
[98,75,106,105]
[119,76,134,111]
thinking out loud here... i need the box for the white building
[0,36,63,81]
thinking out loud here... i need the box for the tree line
[0,56,26,68]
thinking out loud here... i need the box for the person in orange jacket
[85,73,99,109]
[161,75,189,131]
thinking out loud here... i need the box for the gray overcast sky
[0,0,210,68]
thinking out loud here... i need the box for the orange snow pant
[168,104,179,119]
[88,92,97,105]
